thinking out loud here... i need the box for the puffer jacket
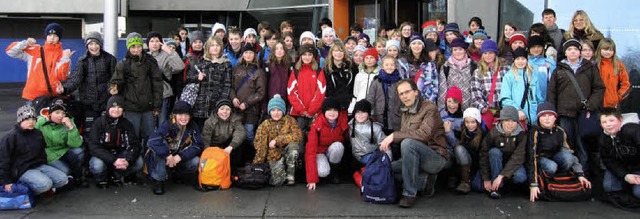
[35,116,83,164]
[547,59,604,118]
[599,58,631,108]
[201,113,246,149]
[186,57,232,119]
[348,65,379,113]
[88,115,140,165]
[109,52,163,112]
[253,115,303,163]
[438,58,475,110]
[348,119,386,162]
[480,122,526,181]
[230,63,267,125]
[62,50,117,111]
[287,64,326,117]
[415,61,439,103]
[500,68,545,125]
[366,75,402,131]
[305,111,349,183]
[599,123,640,180]
[324,62,356,110]
[149,50,185,98]
[528,55,556,100]
[0,124,48,185]
[147,120,203,161]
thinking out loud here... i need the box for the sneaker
[398,195,417,208]
[286,179,296,186]
[489,191,502,199]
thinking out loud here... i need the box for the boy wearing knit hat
[349,99,389,164]
[253,94,303,186]
[527,102,590,202]
[88,95,143,188]
[0,105,69,195]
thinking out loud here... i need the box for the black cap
[172,101,191,114]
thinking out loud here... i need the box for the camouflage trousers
[270,142,299,186]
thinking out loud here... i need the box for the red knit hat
[363,47,379,63]
[445,86,463,103]
[509,32,527,47]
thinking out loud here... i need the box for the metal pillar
[104,0,118,56]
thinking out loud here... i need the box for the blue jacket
[223,47,242,68]
[148,121,204,161]
[528,55,556,100]
[500,68,545,125]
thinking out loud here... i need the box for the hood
[495,121,524,136]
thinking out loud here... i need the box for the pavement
[0,84,638,218]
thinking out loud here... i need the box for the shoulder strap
[444,66,450,80]
[40,47,53,96]
[235,67,258,93]
[562,69,586,101]
[521,73,530,110]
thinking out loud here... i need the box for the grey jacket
[366,76,402,131]
[348,119,386,162]
[149,50,185,98]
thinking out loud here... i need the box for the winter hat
[384,22,397,31]
[215,99,233,112]
[267,94,287,115]
[444,23,460,34]
[509,33,527,46]
[212,23,226,35]
[85,31,103,48]
[354,45,367,53]
[363,47,379,62]
[106,95,124,111]
[513,47,528,60]
[498,105,519,121]
[49,98,67,114]
[424,39,439,52]
[322,97,341,113]
[480,39,499,54]
[44,23,63,38]
[243,28,257,39]
[126,32,144,50]
[385,39,401,52]
[536,102,558,119]
[422,21,438,37]
[16,105,37,124]
[298,44,317,58]
[345,36,358,44]
[165,41,177,48]
[322,27,336,37]
[357,33,370,44]
[409,34,425,46]
[146,31,163,47]
[445,86,463,103]
[449,37,467,49]
[190,30,204,43]
[299,31,318,45]
[472,29,488,40]
[240,42,257,54]
[463,107,482,124]
[353,99,372,114]
[528,35,545,49]
[563,39,582,53]
[172,101,191,114]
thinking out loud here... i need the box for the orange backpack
[198,147,231,190]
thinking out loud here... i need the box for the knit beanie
[106,95,124,111]
[513,47,528,60]
[445,86,463,103]
[563,39,582,53]
[363,47,379,63]
[146,31,163,47]
[243,28,257,39]
[351,99,375,144]
[298,44,317,58]
[528,35,545,49]
[173,101,191,114]
[16,105,37,124]
[509,33,527,46]
[498,106,519,121]
[385,40,401,52]
[322,97,341,113]
[212,23,226,35]
[424,39,439,52]
[354,45,367,53]
[480,39,499,54]
[267,94,287,115]
[190,31,204,43]
[536,102,558,119]
[422,21,438,37]
[472,29,488,40]
[240,42,257,54]
[444,23,460,34]
[44,23,63,38]
[85,31,103,48]
[299,31,318,45]
[49,98,66,114]
[409,34,425,46]
[322,27,336,37]
[126,32,144,50]
[215,99,233,113]
[449,38,467,49]
[463,107,482,124]
[357,33,370,44]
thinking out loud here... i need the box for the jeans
[158,98,171,129]
[19,164,68,195]
[558,116,588,173]
[244,124,256,142]
[488,148,527,184]
[603,170,640,199]
[392,139,447,197]
[145,150,199,181]
[538,149,578,175]
[89,155,144,182]
[49,147,85,177]
[454,145,471,166]
[125,111,155,141]
[316,142,345,177]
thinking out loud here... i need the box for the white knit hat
[463,107,482,124]
[322,27,336,37]
[299,31,318,45]
[212,23,226,35]
[243,28,257,39]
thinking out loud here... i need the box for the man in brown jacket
[379,79,449,208]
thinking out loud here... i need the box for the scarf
[378,69,401,99]
[448,55,470,69]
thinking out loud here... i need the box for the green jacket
[35,116,83,163]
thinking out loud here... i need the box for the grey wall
[129,0,250,11]
[0,0,104,14]
[448,0,500,40]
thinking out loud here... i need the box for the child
[257,31,278,66]
[599,107,640,199]
[401,34,429,80]
[224,28,244,67]
[527,102,591,202]
[344,36,358,59]
[352,45,366,66]
[357,33,371,48]
[305,98,349,190]
[374,38,388,66]
[253,95,303,185]
[349,47,379,113]
[470,39,508,129]
[243,28,261,52]
[580,40,595,64]
[449,107,486,194]
[527,36,556,101]
[467,30,488,62]
[389,30,402,42]
[349,100,389,164]
[0,105,68,195]
[202,99,246,168]
[414,39,440,103]
[283,32,297,61]
[464,17,483,44]
[366,55,402,132]
[438,38,474,110]
[318,27,337,58]
[266,41,292,107]
[504,32,527,65]
[299,31,325,67]
[500,47,544,128]
[480,106,527,199]
[441,86,465,142]
[441,23,464,59]
[230,42,267,144]
[324,43,357,111]
[595,38,631,108]
[386,40,409,79]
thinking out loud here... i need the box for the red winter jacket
[287,64,326,117]
[305,111,349,183]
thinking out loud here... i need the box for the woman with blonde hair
[560,10,604,60]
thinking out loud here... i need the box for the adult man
[542,8,565,52]
[379,79,449,208]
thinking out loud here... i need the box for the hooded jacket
[480,122,526,180]
[599,123,640,180]
[35,116,83,163]
[348,119,386,162]
[62,50,117,111]
[0,124,48,185]
[305,111,349,183]
[546,59,604,118]
[500,68,545,124]
[528,55,557,100]
[109,52,163,112]
[599,58,631,108]
[287,64,327,117]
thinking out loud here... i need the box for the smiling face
[504,25,515,38]
[175,113,191,126]
[538,113,557,129]
[270,108,284,121]
[397,82,418,107]
[382,58,396,73]
[600,115,622,135]
[192,40,204,52]
[446,98,460,114]
[87,41,101,56]
[108,106,123,118]
[514,57,528,69]
[217,105,231,121]
[501,119,518,134]
[354,111,369,123]
[464,117,478,132]
[452,47,466,60]
[324,109,339,121]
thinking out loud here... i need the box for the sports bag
[361,151,396,204]
[232,163,271,189]
[537,170,591,201]
[198,147,231,191]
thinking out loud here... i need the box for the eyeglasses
[398,89,415,97]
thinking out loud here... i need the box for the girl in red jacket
[305,98,349,190]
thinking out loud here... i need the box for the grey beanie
[16,105,37,124]
[498,106,519,121]
[85,31,103,48]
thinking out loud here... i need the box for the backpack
[198,147,232,191]
[0,183,33,210]
[232,163,271,189]
[361,151,396,204]
[536,169,591,201]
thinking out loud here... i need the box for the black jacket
[88,115,140,165]
[324,61,356,110]
[600,123,640,179]
[0,125,48,185]
[546,60,604,118]
[63,50,117,111]
[109,52,163,112]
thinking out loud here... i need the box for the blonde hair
[375,37,388,48]
[324,42,350,70]
[510,58,534,81]
[478,54,505,77]
[203,36,224,61]
[565,10,601,40]
[595,38,621,76]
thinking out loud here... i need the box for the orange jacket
[599,58,631,108]
[5,41,70,100]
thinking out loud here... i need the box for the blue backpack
[361,151,396,204]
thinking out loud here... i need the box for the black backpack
[537,170,591,201]
[232,163,271,189]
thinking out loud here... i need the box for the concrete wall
[129,0,249,11]
[0,0,104,14]
[448,0,499,40]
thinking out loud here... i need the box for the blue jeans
[488,148,527,184]
[49,147,85,177]
[454,145,471,166]
[244,123,256,142]
[392,139,447,197]
[558,116,588,173]
[603,170,640,199]
[158,98,171,129]
[19,164,68,195]
[538,149,578,175]
[145,150,199,182]
[89,155,144,182]
[125,111,155,141]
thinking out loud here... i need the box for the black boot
[329,164,341,184]
[152,180,165,195]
